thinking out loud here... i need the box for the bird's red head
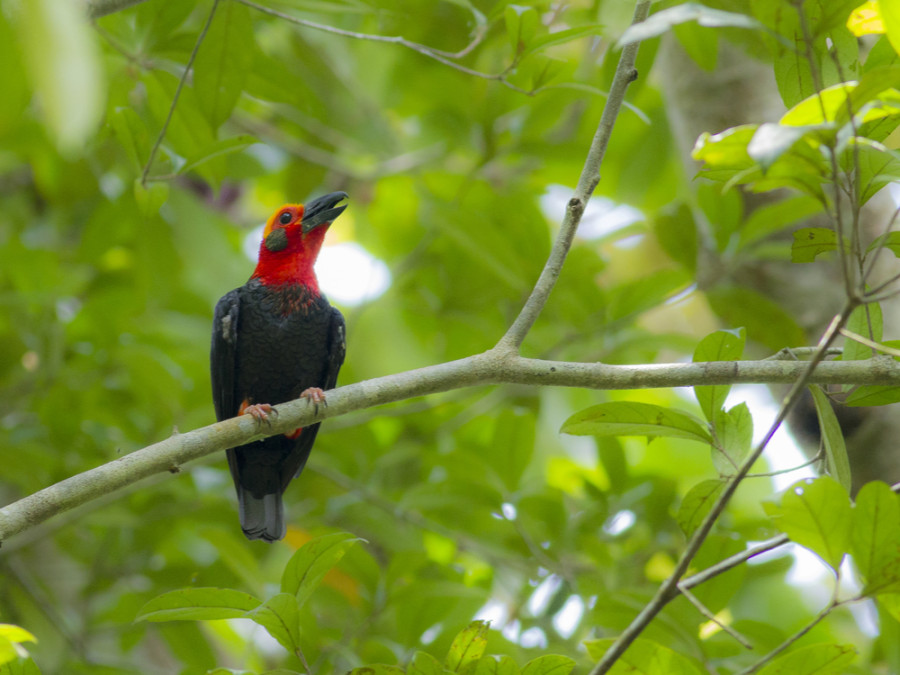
[251,191,348,291]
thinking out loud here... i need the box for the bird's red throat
[251,225,327,292]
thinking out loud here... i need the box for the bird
[210,192,348,542]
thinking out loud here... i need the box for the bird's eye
[279,211,292,225]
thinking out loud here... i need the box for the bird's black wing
[323,306,347,390]
[281,305,347,489]
[211,289,241,421]
[211,289,242,485]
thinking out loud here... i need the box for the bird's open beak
[302,191,348,233]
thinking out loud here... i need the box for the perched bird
[211,192,348,542]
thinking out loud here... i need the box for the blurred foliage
[3,0,900,673]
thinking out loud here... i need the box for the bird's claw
[300,387,327,414]
[242,403,277,427]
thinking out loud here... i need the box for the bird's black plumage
[211,274,345,541]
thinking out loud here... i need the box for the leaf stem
[140,0,220,187]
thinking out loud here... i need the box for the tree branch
[497,0,652,352]
[140,0,220,187]
[3,350,900,543]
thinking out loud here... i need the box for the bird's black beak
[302,191,348,233]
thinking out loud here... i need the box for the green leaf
[605,269,690,322]
[808,387,852,492]
[193,0,254,128]
[520,655,575,675]
[677,480,726,537]
[781,83,857,126]
[618,3,761,46]
[561,402,712,445]
[847,1,884,38]
[505,5,538,55]
[748,123,831,171]
[851,481,900,581]
[0,628,35,648]
[411,651,450,675]
[136,588,261,622]
[487,407,535,492]
[845,384,900,406]
[692,125,756,172]
[848,141,900,205]
[705,286,806,352]
[653,203,697,272]
[697,181,742,252]
[0,655,40,674]
[110,108,152,174]
[0,624,36,668]
[520,25,604,61]
[775,477,852,571]
[583,638,704,674]
[280,531,362,605]
[843,302,883,361]
[756,642,856,675]
[134,180,170,219]
[713,402,753,474]
[883,0,900,57]
[473,656,520,675]
[693,328,745,422]
[672,19,717,71]
[446,621,489,673]
[866,231,900,259]
[244,593,302,654]
[837,66,900,126]
[0,11,28,137]
[144,71,217,176]
[348,666,406,675]
[791,228,841,263]
[179,135,258,177]
[19,0,105,154]
[739,195,823,247]
[774,41,816,108]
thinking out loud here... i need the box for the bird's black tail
[237,488,285,542]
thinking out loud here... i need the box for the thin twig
[764,347,842,360]
[233,0,531,94]
[840,328,900,358]
[735,597,839,675]
[294,646,311,675]
[864,267,900,298]
[140,0,220,187]
[679,535,790,591]
[745,446,824,478]
[861,203,900,284]
[588,303,856,675]
[497,0,651,353]
[677,583,752,648]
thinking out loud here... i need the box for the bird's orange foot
[240,402,277,426]
[300,387,327,413]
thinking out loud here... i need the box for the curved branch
[232,0,530,94]
[140,0,220,187]
[497,0,651,352]
[3,350,900,543]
